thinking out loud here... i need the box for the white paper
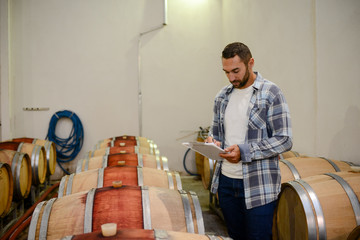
[182,141,226,161]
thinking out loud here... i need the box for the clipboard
[182,141,226,161]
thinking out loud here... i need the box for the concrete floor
[180,175,229,238]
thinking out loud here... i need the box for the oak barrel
[28,185,205,240]
[76,153,169,173]
[61,228,231,240]
[280,157,354,183]
[201,157,216,190]
[12,137,57,176]
[275,171,360,240]
[86,146,155,158]
[58,165,182,197]
[0,162,13,217]
[0,149,32,200]
[0,141,47,185]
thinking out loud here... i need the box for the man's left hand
[219,144,241,163]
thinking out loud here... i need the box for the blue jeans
[218,173,276,240]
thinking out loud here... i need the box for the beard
[231,67,250,89]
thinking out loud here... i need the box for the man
[206,42,292,240]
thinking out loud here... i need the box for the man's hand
[220,144,241,163]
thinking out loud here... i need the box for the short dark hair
[222,42,252,64]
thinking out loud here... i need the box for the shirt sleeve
[239,90,293,162]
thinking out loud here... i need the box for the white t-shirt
[222,85,253,179]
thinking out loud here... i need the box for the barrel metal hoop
[33,145,42,184]
[32,139,37,144]
[16,142,24,152]
[279,153,284,160]
[280,159,301,180]
[149,142,154,155]
[179,189,195,233]
[28,201,46,240]
[174,172,182,190]
[97,168,104,188]
[12,152,22,197]
[84,155,90,171]
[154,229,169,239]
[141,186,152,229]
[343,161,355,166]
[43,140,51,160]
[134,146,139,154]
[60,236,73,240]
[58,176,67,198]
[296,179,327,240]
[162,156,169,171]
[39,198,57,240]
[293,151,300,157]
[84,188,96,233]
[110,140,115,147]
[320,157,341,172]
[166,171,174,190]
[105,147,110,155]
[65,173,75,196]
[189,191,205,234]
[90,150,95,158]
[287,181,317,240]
[76,159,83,173]
[136,139,140,146]
[207,236,219,240]
[156,156,161,170]
[102,155,108,168]
[137,166,144,186]
[137,153,144,167]
[324,173,360,225]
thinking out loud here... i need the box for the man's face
[222,55,250,89]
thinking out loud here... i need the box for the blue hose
[183,148,200,176]
[46,110,84,174]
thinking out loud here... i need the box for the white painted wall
[0,0,359,178]
[316,0,360,164]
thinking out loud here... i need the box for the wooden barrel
[11,138,57,176]
[201,157,216,190]
[280,157,354,183]
[58,165,182,197]
[0,162,13,217]
[86,146,157,158]
[97,136,160,155]
[279,150,300,159]
[0,141,47,185]
[275,171,360,240]
[0,149,32,200]
[76,153,169,173]
[61,228,231,239]
[28,185,205,240]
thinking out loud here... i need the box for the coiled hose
[46,110,84,175]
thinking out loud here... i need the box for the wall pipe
[137,0,167,136]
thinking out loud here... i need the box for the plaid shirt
[210,72,293,209]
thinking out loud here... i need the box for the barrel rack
[0,177,56,238]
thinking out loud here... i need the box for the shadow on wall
[329,105,360,165]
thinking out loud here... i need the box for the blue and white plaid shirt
[210,72,293,209]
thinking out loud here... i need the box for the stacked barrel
[0,138,57,218]
[27,135,229,240]
[275,152,360,240]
